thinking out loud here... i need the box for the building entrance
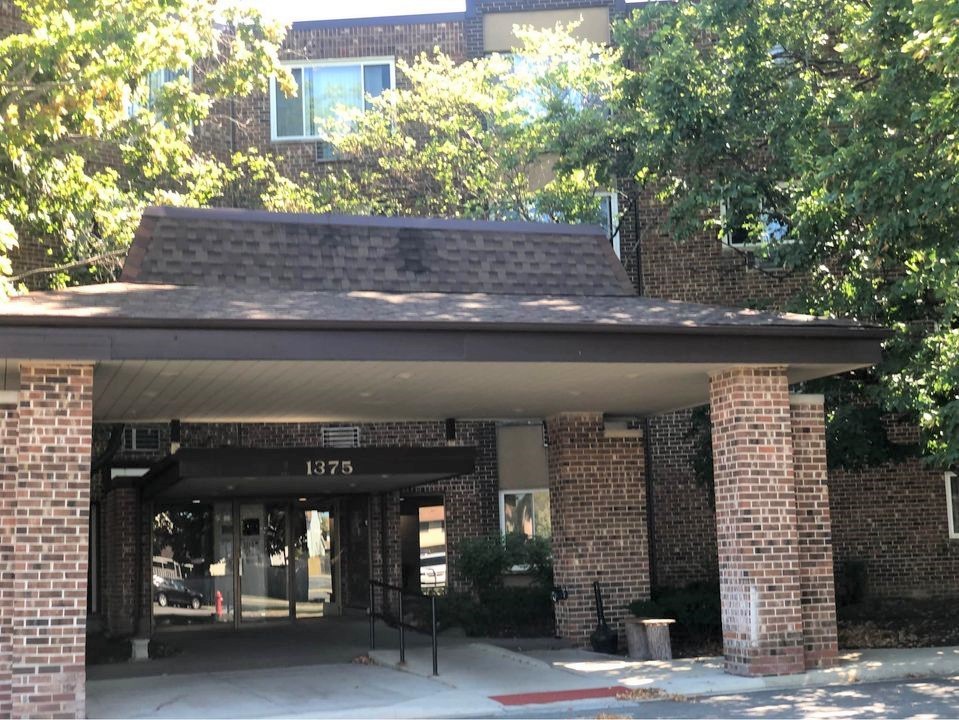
[152,499,339,630]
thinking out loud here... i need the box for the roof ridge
[141,205,607,238]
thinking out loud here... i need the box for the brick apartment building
[0,1,954,718]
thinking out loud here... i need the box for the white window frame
[719,196,792,251]
[947,471,959,539]
[127,67,194,119]
[269,57,396,143]
[498,488,550,539]
[596,190,621,258]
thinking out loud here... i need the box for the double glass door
[239,501,337,622]
[152,499,338,629]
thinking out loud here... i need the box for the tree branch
[9,249,126,283]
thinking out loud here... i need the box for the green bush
[441,534,555,637]
[438,587,555,637]
[836,559,868,606]
[629,581,722,638]
[457,533,554,599]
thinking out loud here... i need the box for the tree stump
[625,617,651,659]
[642,619,675,660]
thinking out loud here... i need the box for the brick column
[790,394,839,669]
[708,367,805,676]
[103,487,138,636]
[0,394,19,718]
[12,363,93,719]
[546,413,649,647]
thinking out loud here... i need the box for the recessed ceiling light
[359,391,373,398]
[298,497,307,502]
[191,499,201,504]
[395,372,413,380]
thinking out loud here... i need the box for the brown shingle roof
[0,282,885,336]
[121,206,635,296]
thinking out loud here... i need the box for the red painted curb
[490,686,623,706]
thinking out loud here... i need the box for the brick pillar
[103,487,138,636]
[546,413,649,647]
[790,394,839,669]
[0,394,19,718]
[709,367,805,676]
[12,363,93,719]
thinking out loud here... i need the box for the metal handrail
[368,579,439,676]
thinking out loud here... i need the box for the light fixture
[191,499,201,504]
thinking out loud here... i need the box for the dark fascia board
[291,12,466,31]
[141,446,476,500]
[0,323,886,367]
[139,205,606,238]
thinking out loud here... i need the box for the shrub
[442,534,555,637]
[836,559,868,606]
[629,581,722,639]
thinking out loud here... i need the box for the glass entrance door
[292,502,337,618]
[239,503,290,622]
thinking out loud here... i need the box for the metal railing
[368,579,439,676]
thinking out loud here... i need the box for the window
[594,191,621,258]
[947,472,959,539]
[499,489,551,539]
[270,58,394,141]
[127,68,191,117]
[720,197,790,249]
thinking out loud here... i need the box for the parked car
[420,552,447,589]
[153,574,203,609]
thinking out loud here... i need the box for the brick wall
[708,367,805,676]
[0,398,17,717]
[647,411,717,588]
[790,396,838,668]
[102,488,138,636]
[12,363,93,719]
[545,412,648,646]
[830,458,959,597]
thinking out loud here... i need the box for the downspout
[632,191,645,297]
[633,193,656,592]
[643,417,657,594]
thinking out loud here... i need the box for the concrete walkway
[87,637,959,719]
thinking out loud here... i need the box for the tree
[312,25,625,228]
[561,0,959,468]
[0,0,294,293]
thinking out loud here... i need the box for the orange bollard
[215,590,224,618]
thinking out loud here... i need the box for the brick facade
[0,398,17,717]
[10,363,94,719]
[708,368,837,676]
[545,413,649,646]
[790,395,839,668]
[102,487,138,636]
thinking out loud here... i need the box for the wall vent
[603,415,645,439]
[122,426,161,452]
[321,426,360,448]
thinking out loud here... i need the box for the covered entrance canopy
[0,209,883,420]
[142,446,477,499]
[0,206,890,718]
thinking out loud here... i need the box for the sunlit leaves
[0,0,291,292]
[578,0,959,467]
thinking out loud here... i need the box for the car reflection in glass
[153,574,204,610]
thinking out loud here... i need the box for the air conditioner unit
[603,415,645,439]
[315,141,339,163]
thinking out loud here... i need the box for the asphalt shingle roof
[121,206,635,296]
